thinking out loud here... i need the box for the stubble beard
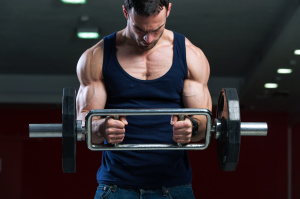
[129,25,164,51]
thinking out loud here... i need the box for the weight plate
[216,88,241,171]
[62,88,77,173]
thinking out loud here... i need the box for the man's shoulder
[77,40,105,78]
[184,36,204,58]
[79,40,104,65]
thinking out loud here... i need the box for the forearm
[77,110,106,144]
[91,118,106,144]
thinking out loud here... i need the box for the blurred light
[61,0,86,4]
[264,83,278,89]
[77,32,99,39]
[277,68,293,74]
[295,49,300,55]
[77,27,99,39]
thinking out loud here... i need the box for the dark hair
[124,0,170,16]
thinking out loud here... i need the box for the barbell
[29,88,267,173]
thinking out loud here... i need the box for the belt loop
[162,187,168,197]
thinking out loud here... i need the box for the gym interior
[1,0,300,198]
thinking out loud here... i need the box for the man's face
[125,6,170,50]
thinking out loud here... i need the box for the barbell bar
[29,122,267,139]
[29,88,268,173]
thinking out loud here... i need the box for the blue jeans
[94,184,195,199]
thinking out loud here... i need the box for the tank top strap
[102,32,117,75]
[172,31,188,79]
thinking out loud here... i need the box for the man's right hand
[103,116,128,144]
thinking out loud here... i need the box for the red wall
[0,106,298,199]
[191,111,289,198]
[292,123,300,199]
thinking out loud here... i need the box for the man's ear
[166,3,172,18]
[122,5,129,20]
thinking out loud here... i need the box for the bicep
[76,81,107,121]
[182,80,212,111]
[183,39,212,111]
[76,45,106,121]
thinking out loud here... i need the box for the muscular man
[76,0,212,198]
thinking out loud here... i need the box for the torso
[115,29,174,80]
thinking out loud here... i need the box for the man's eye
[135,27,143,32]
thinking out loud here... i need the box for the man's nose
[143,33,154,43]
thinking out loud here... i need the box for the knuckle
[174,121,181,127]
[184,121,191,128]
[106,117,113,123]
[106,128,113,134]
[185,128,192,134]
[107,134,114,140]
[120,122,125,128]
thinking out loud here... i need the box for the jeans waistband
[106,184,191,194]
[110,185,170,196]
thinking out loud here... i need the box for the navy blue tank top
[97,31,192,189]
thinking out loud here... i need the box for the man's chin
[138,43,155,50]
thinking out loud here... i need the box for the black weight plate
[62,88,77,173]
[216,88,241,171]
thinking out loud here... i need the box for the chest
[116,45,174,80]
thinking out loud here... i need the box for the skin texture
[76,3,212,144]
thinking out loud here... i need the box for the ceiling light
[277,68,293,74]
[294,49,300,55]
[61,0,86,4]
[264,83,278,89]
[77,32,99,39]
[77,28,99,39]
